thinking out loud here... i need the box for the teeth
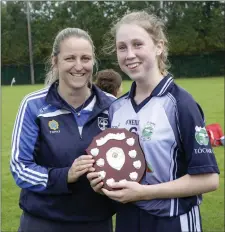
[127,63,140,69]
[70,73,84,77]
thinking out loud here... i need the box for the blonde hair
[45,28,97,86]
[103,11,170,74]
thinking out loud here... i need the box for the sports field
[2,77,224,231]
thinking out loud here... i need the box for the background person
[95,69,123,97]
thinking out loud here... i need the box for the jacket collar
[45,81,115,112]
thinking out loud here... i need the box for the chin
[71,79,89,87]
[68,83,86,90]
[123,69,142,81]
[128,74,143,82]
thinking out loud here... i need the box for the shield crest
[195,126,209,145]
[141,122,155,141]
[98,117,108,130]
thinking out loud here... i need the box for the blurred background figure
[95,69,123,97]
[11,77,16,86]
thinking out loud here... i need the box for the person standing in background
[95,69,123,97]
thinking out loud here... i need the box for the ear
[51,56,57,67]
[156,40,164,56]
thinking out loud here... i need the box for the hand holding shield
[86,128,146,190]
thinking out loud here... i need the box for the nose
[73,59,83,71]
[126,47,136,60]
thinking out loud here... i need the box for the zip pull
[78,126,83,139]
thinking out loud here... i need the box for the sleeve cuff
[47,166,72,194]
[188,166,220,175]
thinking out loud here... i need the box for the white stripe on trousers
[180,206,201,232]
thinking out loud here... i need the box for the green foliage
[2,1,225,65]
[2,1,28,64]
[165,2,225,55]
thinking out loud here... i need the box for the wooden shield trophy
[86,128,146,190]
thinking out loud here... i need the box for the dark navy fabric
[19,211,113,232]
[115,203,202,232]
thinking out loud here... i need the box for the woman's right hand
[67,155,94,183]
[87,171,104,195]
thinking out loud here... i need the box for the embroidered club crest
[146,162,154,173]
[98,117,108,130]
[141,122,155,141]
[48,120,59,131]
[195,126,209,145]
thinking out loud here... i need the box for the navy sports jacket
[10,82,116,222]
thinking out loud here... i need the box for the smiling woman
[56,36,94,108]
[88,11,220,232]
[10,28,116,232]
[45,28,97,109]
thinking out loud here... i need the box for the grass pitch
[2,77,224,231]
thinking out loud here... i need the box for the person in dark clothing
[10,27,116,232]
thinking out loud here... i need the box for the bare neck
[134,70,163,104]
[58,85,91,109]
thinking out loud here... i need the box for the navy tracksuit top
[10,82,117,222]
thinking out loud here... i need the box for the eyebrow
[117,38,144,44]
[63,53,92,58]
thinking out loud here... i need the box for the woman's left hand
[102,180,146,203]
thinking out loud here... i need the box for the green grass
[2,77,224,231]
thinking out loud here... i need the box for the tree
[2,1,28,64]
[2,1,224,65]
